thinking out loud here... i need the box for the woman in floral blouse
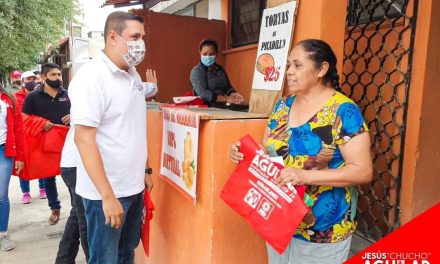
[229,39,372,264]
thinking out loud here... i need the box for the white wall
[208,0,221,19]
[195,0,209,18]
[158,0,199,14]
[151,0,223,20]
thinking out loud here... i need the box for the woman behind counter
[229,39,373,264]
[190,39,244,106]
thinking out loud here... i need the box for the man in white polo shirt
[68,11,157,264]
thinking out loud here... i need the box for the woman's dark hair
[41,63,61,76]
[0,85,16,113]
[297,39,341,91]
[199,39,218,54]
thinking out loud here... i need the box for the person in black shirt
[190,39,245,106]
[21,63,70,225]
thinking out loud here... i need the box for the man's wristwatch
[145,168,153,174]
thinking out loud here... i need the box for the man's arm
[21,93,54,131]
[143,64,154,188]
[145,158,153,192]
[144,69,158,98]
[74,124,124,229]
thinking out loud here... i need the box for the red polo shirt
[14,88,27,111]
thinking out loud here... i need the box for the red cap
[11,70,23,80]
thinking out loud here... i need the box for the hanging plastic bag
[141,190,155,256]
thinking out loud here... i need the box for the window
[231,0,266,48]
[175,4,195,17]
[347,0,407,26]
[72,26,82,37]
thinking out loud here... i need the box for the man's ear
[107,30,117,46]
[317,61,330,78]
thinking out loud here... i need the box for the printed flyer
[160,107,200,202]
[252,1,297,91]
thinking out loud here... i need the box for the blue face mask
[201,55,216,67]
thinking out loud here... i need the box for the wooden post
[249,0,298,114]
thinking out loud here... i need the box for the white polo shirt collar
[97,50,157,98]
[98,50,137,75]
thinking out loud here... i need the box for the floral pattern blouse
[266,91,368,243]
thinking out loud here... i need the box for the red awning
[100,0,163,8]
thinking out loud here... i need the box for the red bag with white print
[220,135,308,254]
[141,190,155,256]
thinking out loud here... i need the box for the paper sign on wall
[160,108,200,202]
[252,1,297,91]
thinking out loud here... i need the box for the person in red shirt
[14,71,47,204]
[0,85,25,251]
[5,70,22,94]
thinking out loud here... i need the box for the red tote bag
[21,125,69,180]
[141,190,155,256]
[220,135,309,254]
[43,125,69,153]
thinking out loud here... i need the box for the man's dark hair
[199,39,219,54]
[104,11,144,43]
[41,63,61,76]
[33,70,41,75]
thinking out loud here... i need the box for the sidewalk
[0,176,86,264]
[0,175,369,264]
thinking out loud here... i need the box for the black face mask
[45,79,62,89]
[23,82,37,91]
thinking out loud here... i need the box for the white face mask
[123,40,145,67]
[116,35,146,67]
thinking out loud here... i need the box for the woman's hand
[146,69,157,84]
[276,167,309,187]
[15,161,24,175]
[228,92,245,104]
[229,141,244,163]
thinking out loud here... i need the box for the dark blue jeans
[44,176,61,210]
[55,167,89,263]
[83,191,143,264]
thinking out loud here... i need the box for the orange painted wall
[146,111,213,263]
[221,0,440,231]
[210,119,267,263]
[400,0,440,224]
[223,45,258,102]
[144,110,268,263]
[128,2,440,263]
[133,2,349,263]
[223,0,347,102]
[133,10,226,103]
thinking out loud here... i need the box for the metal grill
[342,0,418,241]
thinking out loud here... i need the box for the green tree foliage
[0,0,80,75]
